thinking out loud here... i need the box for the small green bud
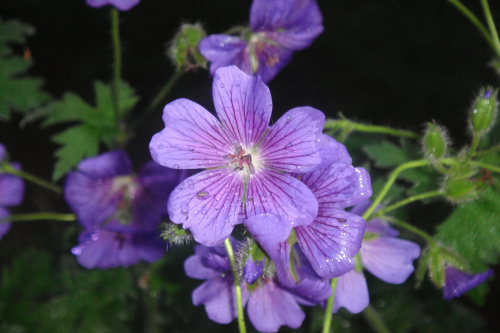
[422,122,449,160]
[161,222,193,246]
[442,177,479,203]
[168,23,207,71]
[470,87,498,134]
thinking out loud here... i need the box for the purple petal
[252,46,294,83]
[247,279,305,332]
[302,165,372,210]
[0,143,6,160]
[150,99,233,169]
[192,275,249,325]
[199,35,251,77]
[365,219,399,237]
[167,169,243,246]
[245,169,318,227]
[184,253,222,280]
[260,107,324,172]
[250,0,324,50]
[443,267,494,300]
[0,165,24,207]
[333,270,369,314]
[296,210,366,278]
[316,134,353,168]
[86,0,140,11]
[243,258,265,284]
[212,66,272,147]
[0,207,12,240]
[361,237,420,284]
[77,150,131,179]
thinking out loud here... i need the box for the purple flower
[331,201,421,313]
[246,136,371,284]
[443,266,494,300]
[86,0,139,11]
[184,240,329,332]
[0,144,25,240]
[65,150,185,268]
[199,0,323,83]
[150,65,325,246]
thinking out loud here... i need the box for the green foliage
[41,81,139,180]
[0,17,50,121]
[363,140,411,167]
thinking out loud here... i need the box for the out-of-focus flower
[0,143,25,240]
[443,266,493,300]
[86,0,139,11]
[199,0,323,83]
[331,201,421,313]
[66,150,185,268]
[150,65,327,247]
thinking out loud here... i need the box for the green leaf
[363,140,410,167]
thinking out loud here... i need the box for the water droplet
[216,74,221,80]
[219,42,225,47]
[181,202,189,215]
[71,246,82,255]
[193,210,199,215]
[91,233,99,241]
[188,145,194,151]
[220,83,225,88]
[196,191,209,199]
[173,164,180,169]
[201,209,207,215]
[158,144,163,149]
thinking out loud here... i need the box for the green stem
[469,160,500,173]
[111,8,121,126]
[446,0,496,53]
[480,0,500,57]
[372,190,443,217]
[1,163,62,194]
[381,215,437,246]
[362,160,431,220]
[324,119,419,139]
[322,278,338,333]
[363,305,391,333]
[474,143,500,156]
[466,133,482,161]
[0,213,76,224]
[224,238,246,333]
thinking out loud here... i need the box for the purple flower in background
[331,201,421,313]
[150,65,325,246]
[0,144,25,240]
[200,0,323,83]
[443,266,493,300]
[86,0,139,11]
[65,150,185,268]
[246,136,371,285]
[184,240,330,332]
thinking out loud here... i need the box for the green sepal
[168,23,207,71]
[422,122,449,160]
[428,246,446,288]
[470,87,498,135]
[415,246,431,288]
[443,178,479,203]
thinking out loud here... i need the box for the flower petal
[302,165,372,210]
[333,270,369,314]
[443,267,494,300]
[77,150,131,179]
[184,253,222,280]
[167,169,243,246]
[246,169,318,227]
[316,134,352,168]
[253,46,294,83]
[250,0,324,50]
[212,66,272,147]
[86,0,140,11]
[247,280,305,332]
[199,35,250,76]
[0,207,12,240]
[296,209,366,278]
[0,164,24,207]
[361,237,420,284]
[260,107,324,172]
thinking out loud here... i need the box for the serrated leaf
[363,140,410,167]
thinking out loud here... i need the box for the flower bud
[470,87,498,134]
[422,122,449,160]
[442,178,479,203]
[161,222,193,246]
[168,23,207,71]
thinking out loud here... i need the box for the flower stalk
[363,305,391,333]
[111,7,122,126]
[322,278,338,333]
[224,238,247,333]
[372,190,443,218]
[0,213,76,224]
[324,119,419,139]
[1,163,62,194]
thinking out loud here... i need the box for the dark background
[0,0,499,332]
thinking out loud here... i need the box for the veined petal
[0,164,24,207]
[246,169,318,227]
[253,45,294,83]
[443,267,494,300]
[184,254,222,280]
[296,210,366,278]
[150,98,233,169]
[212,66,272,147]
[333,270,369,314]
[77,150,131,179]
[247,280,305,332]
[302,165,372,210]
[0,207,11,240]
[199,35,251,76]
[316,134,352,168]
[250,0,324,50]
[361,237,420,284]
[167,169,243,246]
[260,107,324,172]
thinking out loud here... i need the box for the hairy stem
[480,0,500,57]
[363,305,391,333]
[324,119,419,139]
[2,163,62,194]
[372,190,443,217]
[111,8,121,126]
[224,238,246,333]
[0,213,76,224]
[381,215,437,246]
[469,160,500,173]
[322,278,338,333]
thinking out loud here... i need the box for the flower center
[227,146,256,175]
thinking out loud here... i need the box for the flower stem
[224,238,246,333]
[0,213,76,224]
[480,0,500,57]
[362,305,391,333]
[322,278,338,333]
[465,133,482,161]
[362,160,431,220]
[468,160,500,173]
[111,8,122,126]
[324,119,419,139]
[446,0,496,54]
[372,190,443,218]
[381,215,437,246]
[1,163,62,194]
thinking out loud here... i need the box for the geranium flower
[0,143,25,240]
[150,65,326,246]
[65,150,185,268]
[184,239,330,332]
[331,201,421,313]
[246,137,371,284]
[86,0,139,11]
[199,0,323,83]
[443,266,494,300]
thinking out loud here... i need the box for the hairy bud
[168,23,207,71]
[422,122,449,160]
[470,87,498,135]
